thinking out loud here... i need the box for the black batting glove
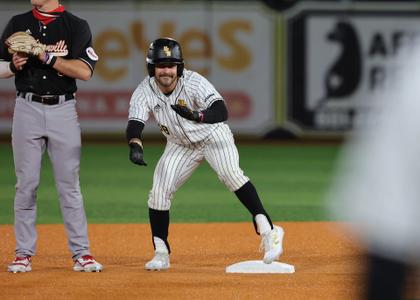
[171,104,203,122]
[129,142,147,166]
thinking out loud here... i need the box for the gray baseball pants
[12,96,90,259]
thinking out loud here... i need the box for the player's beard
[156,73,177,90]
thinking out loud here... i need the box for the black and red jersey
[0,9,98,95]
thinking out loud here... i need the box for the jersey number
[160,125,170,135]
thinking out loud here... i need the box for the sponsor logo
[285,5,420,133]
[86,47,99,61]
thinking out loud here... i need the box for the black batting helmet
[146,38,184,77]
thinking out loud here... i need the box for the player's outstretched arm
[126,120,147,166]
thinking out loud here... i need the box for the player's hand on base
[171,104,203,122]
[129,142,147,166]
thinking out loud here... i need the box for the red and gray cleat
[73,255,103,272]
[7,256,32,273]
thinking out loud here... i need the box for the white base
[225,260,295,274]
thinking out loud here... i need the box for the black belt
[18,92,74,105]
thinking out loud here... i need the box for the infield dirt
[1,222,366,299]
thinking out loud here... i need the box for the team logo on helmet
[163,46,171,57]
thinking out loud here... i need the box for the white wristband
[129,138,143,147]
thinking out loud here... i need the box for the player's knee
[148,199,171,210]
[56,188,83,208]
[14,196,36,210]
[148,190,172,210]
[217,171,249,192]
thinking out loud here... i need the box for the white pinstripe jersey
[128,69,228,145]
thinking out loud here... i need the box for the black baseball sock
[149,208,171,253]
[234,181,273,232]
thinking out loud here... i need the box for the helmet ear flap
[177,63,184,77]
[147,63,155,77]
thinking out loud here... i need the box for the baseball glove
[171,104,203,122]
[6,31,46,56]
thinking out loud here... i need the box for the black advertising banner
[284,3,420,135]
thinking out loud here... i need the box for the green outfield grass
[0,143,340,224]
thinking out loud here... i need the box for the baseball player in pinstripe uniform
[126,37,284,271]
[0,0,102,273]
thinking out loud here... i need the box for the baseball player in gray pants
[126,38,284,270]
[0,0,102,273]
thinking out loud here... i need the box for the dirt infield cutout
[0,222,365,299]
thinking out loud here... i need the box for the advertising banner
[0,2,275,135]
[285,2,420,135]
